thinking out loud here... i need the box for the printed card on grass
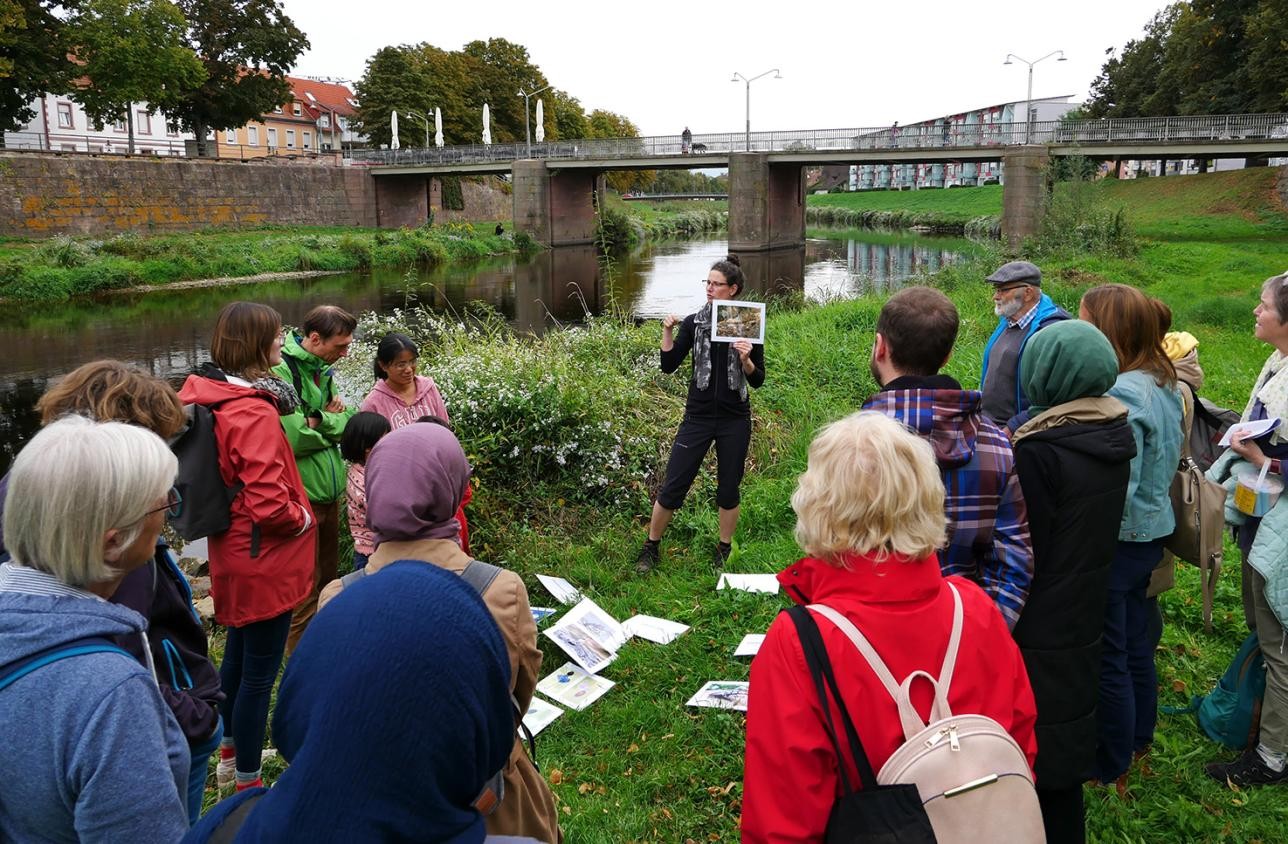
[716,573,780,594]
[542,597,627,673]
[734,634,766,658]
[622,614,690,645]
[536,574,581,605]
[531,607,558,625]
[687,681,750,712]
[521,697,564,737]
[536,662,616,711]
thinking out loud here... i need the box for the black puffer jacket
[1011,417,1136,788]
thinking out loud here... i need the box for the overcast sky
[284,0,1168,136]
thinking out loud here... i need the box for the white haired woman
[743,411,1038,842]
[0,416,189,843]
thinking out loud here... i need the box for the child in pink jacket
[340,412,391,570]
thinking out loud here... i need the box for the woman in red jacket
[743,411,1038,843]
[179,302,316,795]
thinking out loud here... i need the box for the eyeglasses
[386,359,417,371]
[993,283,1031,294]
[703,279,731,288]
[143,487,183,520]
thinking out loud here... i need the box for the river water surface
[0,229,975,471]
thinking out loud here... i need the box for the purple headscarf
[365,422,469,545]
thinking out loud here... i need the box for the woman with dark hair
[340,412,391,571]
[1078,283,1183,789]
[0,360,224,825]
[360,332,471,551]
[359,332,449,429]
[636,255,765,572]
[179,301,316,795]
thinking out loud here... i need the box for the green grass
[189,171,1288,841]
[807,166,1288,243]
[0,223,521,301]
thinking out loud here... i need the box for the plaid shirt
[863,386,1034,627]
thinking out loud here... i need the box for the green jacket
[273,334,355,503]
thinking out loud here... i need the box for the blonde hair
[3,416,176,588]
[792,411,946,564]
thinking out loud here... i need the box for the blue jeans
[352,551,369,571]
[186,717,223,824]
[219,611,291,776]
[1094,539,1165,781]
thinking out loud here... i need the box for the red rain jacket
[179,374,315,627]
[742,554,1038,843]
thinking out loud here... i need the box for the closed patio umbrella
[482,103,491,145]
[435,108,444,148]
[389,110,400,149]
[535,98,545,143]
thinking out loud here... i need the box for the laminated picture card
[711,300,766,344]
[536,662,616,711]
[542,597,629,674]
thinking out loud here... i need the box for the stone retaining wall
[0,152,377,237]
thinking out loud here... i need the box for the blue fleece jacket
[0,579,189,843]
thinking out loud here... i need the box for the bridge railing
[348,113,1288,167]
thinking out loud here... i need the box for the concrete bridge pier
[728,153,805,253]
[1000,146,1051,253]
[513,160,601,247]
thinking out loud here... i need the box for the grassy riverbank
[227,169,1288,839]
[807,166,1288,241]
[0,223,526,301]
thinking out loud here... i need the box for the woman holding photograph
[635,255,766,573]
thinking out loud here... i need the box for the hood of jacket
[0,584,147,670]
[1014,413,1138,466]
[177,370,277,409]
[863,386,985,470]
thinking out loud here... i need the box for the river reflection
[0,230,974,470]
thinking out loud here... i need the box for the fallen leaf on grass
[663,808,673,820]
[578,782,593,794]
[1172,679,1187,693]
[628,743,640,753]
[549,769,563,785]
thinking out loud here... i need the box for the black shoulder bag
[786,606,936,843]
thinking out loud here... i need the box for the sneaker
[215,747,236,788]
[635,540,660,574]
[1205,748,1288,788]
[714,541,732,570]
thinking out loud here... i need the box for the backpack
[1167,632,1266,750]
[283,355,333,413]
[168,402,244,541]
[791,582,1045,844]
[1190,396,1240,473]
[0,637,134,693]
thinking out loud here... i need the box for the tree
[1085,5,1180,118]
[586,109,652,193]
[168,0,308,156]
[68,0,205,153]
[550,88,587,141]
[462,37,546,144]
[0,0,82,134]
[353,45,432,148]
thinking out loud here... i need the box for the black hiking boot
[714,541,733,570]
[1205,748,1288,788]
[635,540,660,574]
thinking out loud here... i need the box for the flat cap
[986,260,1042,287]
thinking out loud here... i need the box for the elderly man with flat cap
[979,260,1070,428]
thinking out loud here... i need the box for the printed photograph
[711,301,766,344]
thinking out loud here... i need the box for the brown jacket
[318,539,560,843]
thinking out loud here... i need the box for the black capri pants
[656,414,752,511]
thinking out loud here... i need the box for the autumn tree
[69,0,205,153]
[586,109,652,193]
[550,88,587,141]
[462,37,546,144]
[167,0,308,156]
[0,0,82,133]
[353,45,431,148]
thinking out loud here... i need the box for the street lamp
[517,84,552,158]
[1003,51,1066,144]
[731,69,781,152]
[403,109,431,147]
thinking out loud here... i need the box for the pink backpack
[808,582,1045,843]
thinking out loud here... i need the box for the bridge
[352,114,1288,251]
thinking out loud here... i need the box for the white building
[3,94,193,155]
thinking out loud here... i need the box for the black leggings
[656,415,752,511]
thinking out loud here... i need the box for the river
[0,229,975,471]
